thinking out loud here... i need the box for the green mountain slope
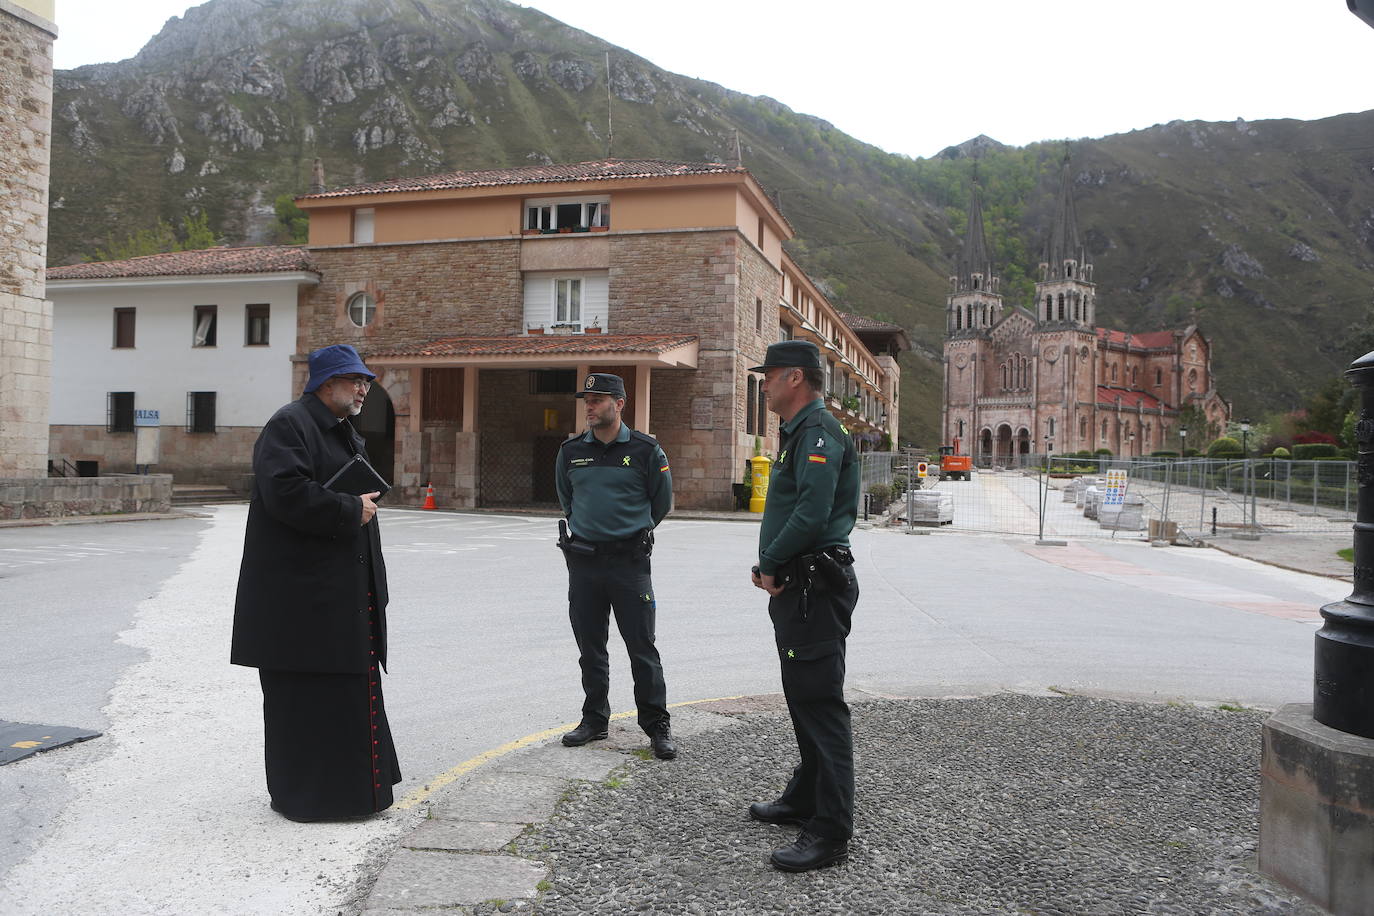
[46,0,1374,443]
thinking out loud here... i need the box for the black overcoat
[230,393,389,673]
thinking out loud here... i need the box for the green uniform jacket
[555,422,673,540]
[758,398,859,575]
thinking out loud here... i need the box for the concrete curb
[1206,538,1354,583]
[358,699,776,913]
[0,509,209,528]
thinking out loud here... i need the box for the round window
[347,291,376,328]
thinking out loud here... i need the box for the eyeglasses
[336,375,372,391]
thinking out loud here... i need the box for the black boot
[748,801,809,826]
[561,721,608,747]
[648,720,677,760]
[769,829,849,872]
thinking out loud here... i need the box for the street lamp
[1179,424,1188,456]
[1240,418,1251,458]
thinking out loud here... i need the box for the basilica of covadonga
[942,158,1230,463]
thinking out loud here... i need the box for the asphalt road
[0,507,1348,913]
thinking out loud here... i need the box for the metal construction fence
[856,452,1356,541]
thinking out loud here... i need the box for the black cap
[749,340,822,373]
[575,372,626,399]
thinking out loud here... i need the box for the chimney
[309,158,326,194]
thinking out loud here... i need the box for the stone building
[46,246,320,482]
[942,159,1229,461]
[0,0,57,477]
[43,159,904,508]
[295,158,902,510]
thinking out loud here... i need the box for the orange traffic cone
[421,482,437,510]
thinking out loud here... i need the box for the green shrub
[1293,442,1339,460]
[1207,436,1242,458]
[1150,450,1179,458]
[1270,446,1290,459]
[867,482,893,506]
[1093,448,1113,457]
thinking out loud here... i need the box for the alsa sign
[134,409,160,427]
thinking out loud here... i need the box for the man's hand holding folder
[322,454,391,525]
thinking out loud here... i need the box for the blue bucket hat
[304,344,375,393]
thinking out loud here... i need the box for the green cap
[749,340,822,373]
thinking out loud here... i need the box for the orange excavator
[938,437,972,481]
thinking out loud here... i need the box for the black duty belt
[558,520,653,557]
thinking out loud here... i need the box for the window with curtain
[193,305,217,347]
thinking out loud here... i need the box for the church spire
[951,174,998,296]
[946,174,1002,335]
[1040,150,1091,282]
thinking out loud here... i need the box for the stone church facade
[942,160,1230,462]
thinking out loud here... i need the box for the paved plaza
[0,505,1355,913]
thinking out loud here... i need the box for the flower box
[527,326,545,335]
[585,326,603,334]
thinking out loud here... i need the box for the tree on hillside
[1299,375,1356,439]
[272,195,309,245]
[94,210,220,262]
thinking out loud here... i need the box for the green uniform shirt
[555,422,673,541]
[757,398,859,575]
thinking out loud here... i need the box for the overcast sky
[51,0,1374,159]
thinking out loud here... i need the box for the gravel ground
[475,694,1322,915]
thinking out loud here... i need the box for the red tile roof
[1097,328,1178,349]
[301,158,747,200]
[47,246,318,281]
[839,311,904,333]
[1097,386,1165,410]
[367,333,698,359]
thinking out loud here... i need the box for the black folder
[322,454,391,499]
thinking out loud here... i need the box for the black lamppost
[1314,352,1374,736]
[1179,424,1188,456]
[1240,418,1251,459]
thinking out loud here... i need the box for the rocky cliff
[46,0,1374,441]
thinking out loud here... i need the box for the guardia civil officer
[748,340,860,872]
[555,373,677,760]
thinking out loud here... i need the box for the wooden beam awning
[364,333,698,369]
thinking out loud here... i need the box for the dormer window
[525,197,610,233]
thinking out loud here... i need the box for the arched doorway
[996,424,1013,466]
[1017,428,1031,460]
[356,382,396,487]
[979,428,994,465]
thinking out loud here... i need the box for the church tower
[946,177,1002,335]
[1035,154,1095,329]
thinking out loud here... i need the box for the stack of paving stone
[908,489,954,525]
[1099,492,1146,531]
[1062,476,1091,503]
[1083,485,1102,519]
[1075,478,1102,509]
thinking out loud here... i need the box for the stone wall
[0,4,55,477]
[297,229,782,509]
[0,474,173,520]
[49,424,261,483]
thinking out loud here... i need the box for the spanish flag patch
[660,463,670,472]
[807,454,827,464]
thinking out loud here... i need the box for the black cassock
[232,393,401,820]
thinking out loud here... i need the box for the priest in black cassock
[232,344,401,822]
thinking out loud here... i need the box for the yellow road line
[396,694,747,811]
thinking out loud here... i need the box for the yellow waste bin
[749,455,772,513]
